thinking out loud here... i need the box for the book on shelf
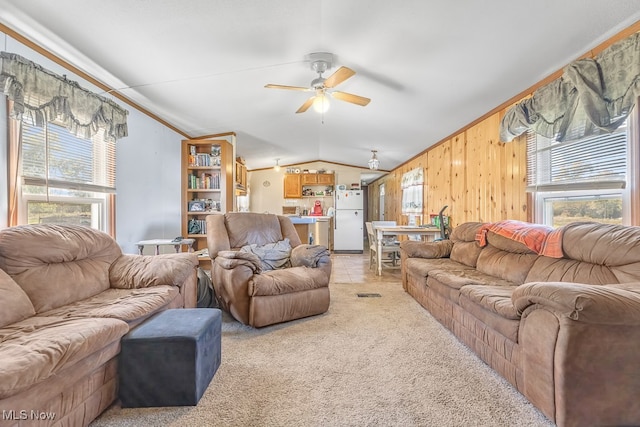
[187,218,207,235]
[188,172,221,190]
[187,147,222,167]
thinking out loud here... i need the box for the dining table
[374,225,441,276]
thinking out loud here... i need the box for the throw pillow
[0,269,36,327]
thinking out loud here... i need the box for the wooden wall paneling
[450,133,467,227]
[370,108,529,228]
[392,167,406,225]
[498,100,530,222]
[485,113,501,222]
[466,122,483,222]
[505,134,528,221]
[503,133,517,220]
[367,181,379,221]
[383,171,401,223]
[426,141,451,223]
[518,135,529,221]
[426,149,437,218]
[463,114,504,223]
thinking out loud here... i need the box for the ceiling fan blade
[264,84,309,91]
[332,91,371,106]
[296,97,315,113]
[323,66,356,88]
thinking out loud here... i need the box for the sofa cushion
[486,231,535,254]
[458,290,520,342]
[476,246,538,285]
[0,224,122,313]
[561,222,640,283]
[460,285,520,320]
[449,222,484,267]
[249,266,329,297]
[225,213,284,249]
[38,286,179,323]
[400,239,454,258]
[429,268,517,290]
[0,269,35,328]
[109,253,198,289]
[0,316,128,399]
[525,256,619,285]
[450,221,484,242]
[404,258,473,280]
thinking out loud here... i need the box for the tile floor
[330,249,402,284]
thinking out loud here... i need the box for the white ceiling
[1,1,639,180]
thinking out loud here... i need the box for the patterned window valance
[0,52,128,141]
[401,167,424,189]
[500,32,640,143]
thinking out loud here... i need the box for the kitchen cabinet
[317,174,335,185]
[301,174,317,185]
[284,174,302,198]
[301,173,335,185]
[285,173,335,199]
[235,158,247,196]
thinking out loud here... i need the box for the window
[401,168,424,226]
[528,119,630,227]
[15,118,115,231]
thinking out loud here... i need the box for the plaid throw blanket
[475,220,564,258]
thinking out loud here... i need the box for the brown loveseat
[207,212,331,328]
[0,224,198,426]
[401,221,640,427]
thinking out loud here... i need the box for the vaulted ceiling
[1,1,639,180]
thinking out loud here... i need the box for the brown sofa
[207,212,331,328]
[0,224,198,426]
[401,221,640,427]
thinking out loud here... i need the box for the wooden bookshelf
[181,139,234,267]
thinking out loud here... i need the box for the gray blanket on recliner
[239,238,292,271]
[291,245,331,268]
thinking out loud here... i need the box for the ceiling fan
[265,52,371,114]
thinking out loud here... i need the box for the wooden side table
[136,238,195,255]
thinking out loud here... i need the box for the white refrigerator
[333,190,364,253]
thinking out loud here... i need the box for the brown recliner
[206,212,331,327]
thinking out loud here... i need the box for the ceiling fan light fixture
[312,93,330,113]
[368,150,380,170]
[265,52,369,114]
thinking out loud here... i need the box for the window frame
[533,188,628,227]
[9,116,116,234]
[528,110,636,227]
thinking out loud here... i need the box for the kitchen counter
[287,215,332,224]
[286,216,332,248]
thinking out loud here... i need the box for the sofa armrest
[214,250,262,273]
[399,239,453,259]
[211,256,257,325]
[109,253,198,289]
[290,244,332,279]
[512,281,640,325]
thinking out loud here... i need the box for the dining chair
[366,221,401,271]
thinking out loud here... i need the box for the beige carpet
[92,254,553,427]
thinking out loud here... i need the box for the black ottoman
[119,308,222,407]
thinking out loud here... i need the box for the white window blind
[21,120,116,194]
[527,121,627,192]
